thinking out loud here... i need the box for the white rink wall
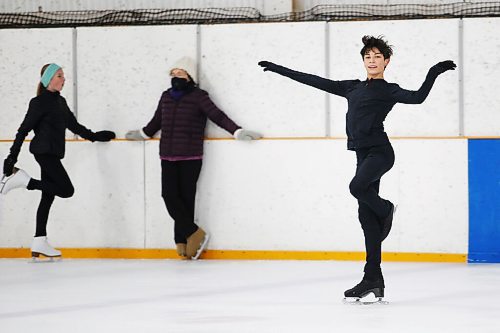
[0,139,468,253]
[1,17,497,254]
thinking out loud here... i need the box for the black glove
[258,61,278,72]
[3,155,17,177]
[93,130,116,142]
[430,60,457,76]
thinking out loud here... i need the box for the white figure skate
[31,236,62,262]
[0,168,31,195]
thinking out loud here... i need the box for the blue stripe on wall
[468,139,500,263]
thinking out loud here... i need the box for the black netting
[290,2,500,21]
[1,2,500,29]
[0,8,262,28]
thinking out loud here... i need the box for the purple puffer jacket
[142,87,241,157]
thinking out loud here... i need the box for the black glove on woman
[3,155,16,177]
[430,60,457,76]
[92,130,116,142]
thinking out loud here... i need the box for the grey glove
[234,129,262,141]
[125,129,147,141]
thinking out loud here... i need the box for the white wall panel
[463,18,500,136]
[1,138,469,253]
[385,139,468,253]
[328,19,460,138]
[200,22,327,138]
[0,141,145,248]
[0,28,74,140]
[50,141,145,248]
[195,139,360,250]
[76,25,197,138]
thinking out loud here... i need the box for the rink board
[0,138,470,260]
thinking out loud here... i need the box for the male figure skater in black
[258,35,456,301]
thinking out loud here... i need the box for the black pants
[161,159,202,244]
[349,144,395,280]
[26,154,74,237]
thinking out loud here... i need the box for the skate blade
[343,297,388,305]
[0,174,8,194]
[191,234,210,260]
[30,252,62,263]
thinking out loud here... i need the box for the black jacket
[266,64,439,150]
[9,90,95,159]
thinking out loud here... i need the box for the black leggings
[27,154,74,237]
[349,144,395,280]
[161,159,202,244]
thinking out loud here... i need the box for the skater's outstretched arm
[390,60,456,104]
[258,61,357,97]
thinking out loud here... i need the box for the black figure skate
[343,278,388,305]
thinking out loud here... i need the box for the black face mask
[171,77,190,91]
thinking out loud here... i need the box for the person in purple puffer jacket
[126,57,261,260]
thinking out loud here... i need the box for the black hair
[360,35,393,59]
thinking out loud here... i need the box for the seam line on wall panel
[325,22,331,137]
[72,27,78,139]
[458,18,464,136]
[143,141,147,249]
[196,24,201,87]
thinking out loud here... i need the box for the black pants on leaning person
[161,160,203,244]
[349,144,395,280]
[26,154,75,237]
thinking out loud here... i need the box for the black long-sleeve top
[266,64,440,150]
[9,90,95,159]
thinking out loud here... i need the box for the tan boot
[176,243,189,260]
[186,228,209,260]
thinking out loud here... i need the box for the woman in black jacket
[1,63,115,259]
[259,36,456,302]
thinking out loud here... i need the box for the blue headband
[40,63,62,88]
